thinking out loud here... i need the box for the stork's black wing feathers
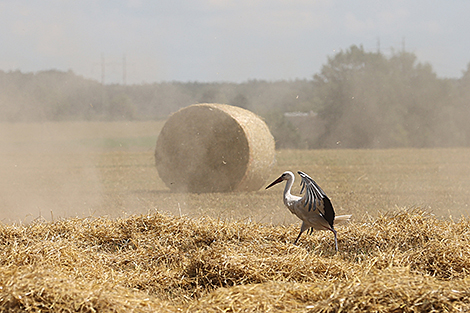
[298,171,327,197]
[298,171,335,228]
[321,196,335,228]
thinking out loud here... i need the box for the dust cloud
[0,121,163,223]
[0,120,293,226]
[1,120,470,225]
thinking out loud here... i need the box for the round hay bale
[155,103,275,193]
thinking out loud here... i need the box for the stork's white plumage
[266,171,351,251]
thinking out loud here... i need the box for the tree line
[1,45,469,149]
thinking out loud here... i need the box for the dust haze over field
[0,121,163,223]
[1,121,470,225]
[2,122,470,312]
[2,53,470,221]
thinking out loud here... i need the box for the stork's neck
[283,174,295,206]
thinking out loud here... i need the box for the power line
[123,54,127,86]
[95,54,129,85]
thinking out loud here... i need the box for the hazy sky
[1,0,469,84]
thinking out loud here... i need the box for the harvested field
[1,121,470,311]
[1,122,470,223]
[1,209,470,312]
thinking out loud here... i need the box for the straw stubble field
[1,121,470,312]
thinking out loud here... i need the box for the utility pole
[101,53,105,85]
[96,54,129,85]
[122,54,127,85]
[100,53,106,109]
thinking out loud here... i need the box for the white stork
[266,171,351,251]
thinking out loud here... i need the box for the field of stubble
[1,121,470,312]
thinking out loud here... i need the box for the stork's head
[265,171,294,189]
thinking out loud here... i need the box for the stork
[266,171,351,251]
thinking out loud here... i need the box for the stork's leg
[293,229,303,245]
[331,228,338,252]
[294,222,309,245]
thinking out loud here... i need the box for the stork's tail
[334,214,352,225]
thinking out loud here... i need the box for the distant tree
[450,63,470,145]
[263,111,301,149]
[313,45,390,148]
[231,93,249,109]
[2,61,468,149]
[388,52,452,147]
[312,45,452,148]
[107,93,135,120]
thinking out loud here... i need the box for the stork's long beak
[265,176,284,189]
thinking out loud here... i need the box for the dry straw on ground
[155,103,275,193]
[1,208,470,312]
